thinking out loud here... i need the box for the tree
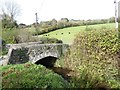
[108,17,115,23]
[1,0,21,21]
[1,12,18,29]
[1,0,21,29]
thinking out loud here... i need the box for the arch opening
[35,56,58,68]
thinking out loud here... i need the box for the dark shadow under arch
[35,56,58,68]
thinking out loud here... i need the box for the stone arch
[34,56,58,68]
[31,52,59,64]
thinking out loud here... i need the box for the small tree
[108,17,115,23]
[1,0,21,20]
[2,13,18,29]
[1,0,21,29]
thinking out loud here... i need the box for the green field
[38,23,115,44]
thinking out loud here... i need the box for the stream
[48,66,74,81]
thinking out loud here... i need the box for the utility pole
[115,0,120,78]
[118,1,120,39]
[35,13,39,36]
[35,13,38,25]
[118,1,120,75]
[114,0,118,33]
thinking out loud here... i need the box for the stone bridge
[5,42,69,67]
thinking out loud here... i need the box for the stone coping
[6,42,69,49]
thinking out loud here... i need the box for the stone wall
[9,48,29,64]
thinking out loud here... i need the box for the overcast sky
[0,0,120,25]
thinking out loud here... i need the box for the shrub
[1,63,70,88]
[14,29,37,43]
[2,29,18,55]
[2,28,39,55]
[1,40,8,55]
[2,19,18,29]
[2,28,17,44]
[56,29,120,88]
[39,37,63,44]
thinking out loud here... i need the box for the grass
[38,23,115,44]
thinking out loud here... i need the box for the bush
[2,39,8,55]
[2,15,18,29]
[2,29,18,55]
[2,28,17,44]
[56,29,120,88]
[14,29,37,43]
[2,28,40,55]
[39,37,63,44]
[1,63,70,88]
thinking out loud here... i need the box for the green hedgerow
[56,29,120,88]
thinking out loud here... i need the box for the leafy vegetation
[14,29,37,43]
[1,19,120,89]
[2,14,18,29]
[2,28,18,44]
[2,28,62,55]
[39,37,63,44]
[56,28,120,88]
[1,63,70,88]
[0,1,119,88]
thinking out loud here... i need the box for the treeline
[32,17,115,35]
[1,15,115,35]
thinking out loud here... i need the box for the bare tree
[1,0,21,21]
